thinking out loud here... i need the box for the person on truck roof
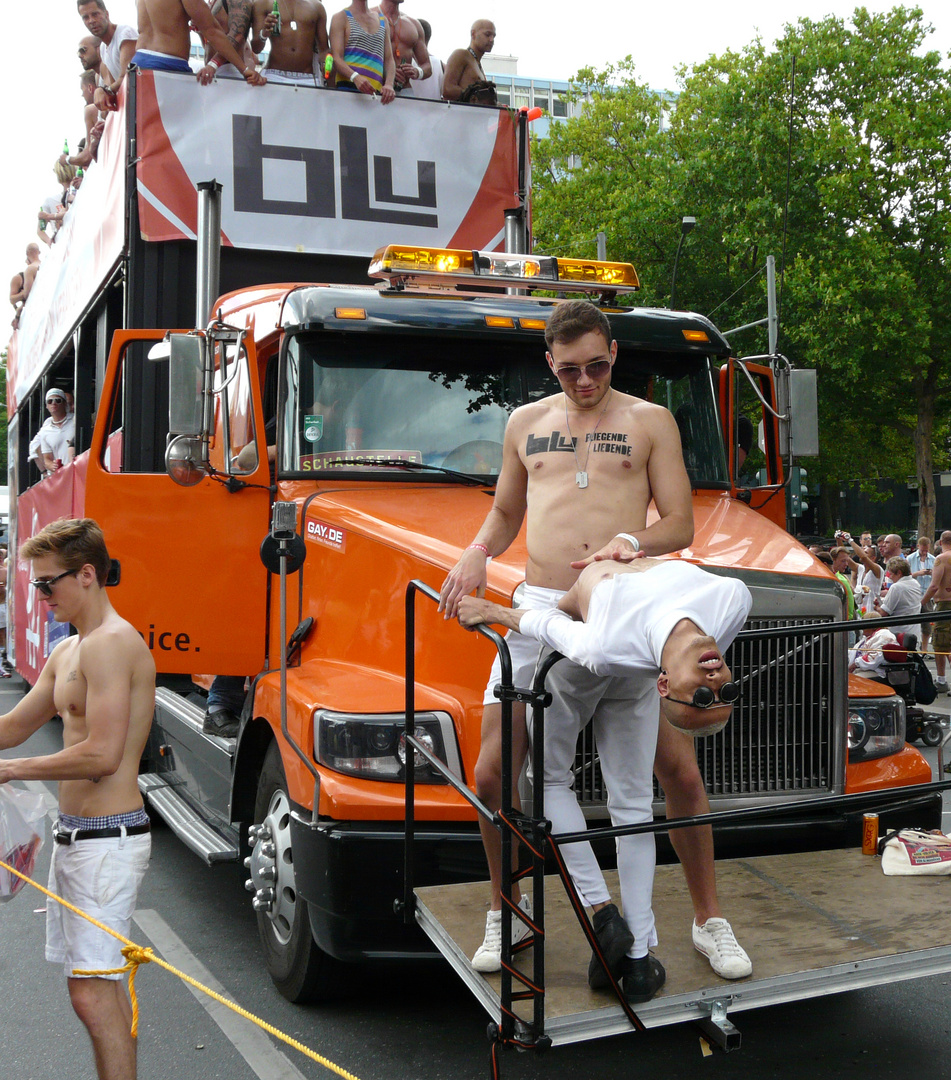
[372,0,431,95]
[132,0,267,83]
[249,0,329,86]
[76,0,138,111]
[329,0,396,102]
[442,19,496,104]
[439,299,752,1007]
[198,0,259,82]
[9,244,40,327]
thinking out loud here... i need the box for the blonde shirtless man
[0,518,156,1080]
[132,0,266,83]
[371,0,430,93]
[250,0,328,85]
[439,301,751,1004]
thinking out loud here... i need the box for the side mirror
[787,369,819,457]
[778,367,819,459]
[168,334,206,436]
[165,433,207,487]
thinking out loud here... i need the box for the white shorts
[46,833,151,979]
[482,585,561,705]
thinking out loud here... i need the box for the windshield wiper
[366,458,496,487]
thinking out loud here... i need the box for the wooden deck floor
[416,848,951,1043]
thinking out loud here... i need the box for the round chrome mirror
[165,434,207,487]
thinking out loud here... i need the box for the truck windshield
[279,331,728,486]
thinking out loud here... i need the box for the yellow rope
[0,856,362,1080]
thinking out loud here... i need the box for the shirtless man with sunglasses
[439,300,752,1003]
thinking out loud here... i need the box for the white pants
[484,587,660,955]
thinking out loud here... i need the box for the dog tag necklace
[564,389,612,489]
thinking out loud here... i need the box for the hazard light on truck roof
[368,245,640,296]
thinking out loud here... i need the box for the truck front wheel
[250,741,333,1001]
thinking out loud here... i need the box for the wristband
[468,543,491,558]
[614,532,640,553]
[208,57,223,70]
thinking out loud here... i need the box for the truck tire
[251,741,332,1002]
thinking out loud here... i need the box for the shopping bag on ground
[0,784,46,901]
[880,828,951,876]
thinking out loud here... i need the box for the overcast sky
[5,1,949,358]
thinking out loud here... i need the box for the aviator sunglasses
[552,359,612,382]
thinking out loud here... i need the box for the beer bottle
[270,0,281,36]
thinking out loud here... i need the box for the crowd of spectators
[809,529,948,689]
[9,2,500,330]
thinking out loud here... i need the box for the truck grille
[573,616,835,805]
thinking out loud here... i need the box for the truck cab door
[719,358,787,530]
[84,329,272,676]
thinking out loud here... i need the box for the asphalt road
[3,676,951,1080]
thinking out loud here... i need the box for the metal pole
[766,255,778,355]
[196,180,222,330]
[596,232,607,261]
[670,218,695,310]
[403,585,417,924]
[504,209,525,254]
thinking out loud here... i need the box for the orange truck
[7,72,937,1003]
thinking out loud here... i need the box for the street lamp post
[669,216,696,310]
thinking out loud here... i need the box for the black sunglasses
[30,570,76,597]
[664,682,741,710]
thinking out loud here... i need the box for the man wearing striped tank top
[329,0,396,102]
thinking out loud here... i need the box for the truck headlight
[315,710,460,783]
[848,696,906,762]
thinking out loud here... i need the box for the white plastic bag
[0,785,46,902]
[880,828,951,876]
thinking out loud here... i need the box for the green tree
[532,7,951,537]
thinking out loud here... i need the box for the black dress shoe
[622,954,666,1004]
[588,903,635,990]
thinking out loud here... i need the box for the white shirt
[414,56,444,100]
[855,563,883,613]
[101,24,138,83]
[878,575,923,637]
[37,413,76,466]
[518,562,752,678]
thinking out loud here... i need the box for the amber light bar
[368,245,640,295]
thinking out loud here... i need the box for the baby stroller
[880,633,944,747]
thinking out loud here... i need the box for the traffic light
[789,466,809,517]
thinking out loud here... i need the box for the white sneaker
[692,918,752,979]
[471,895,533,973]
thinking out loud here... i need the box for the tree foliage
[531,7,951,535]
